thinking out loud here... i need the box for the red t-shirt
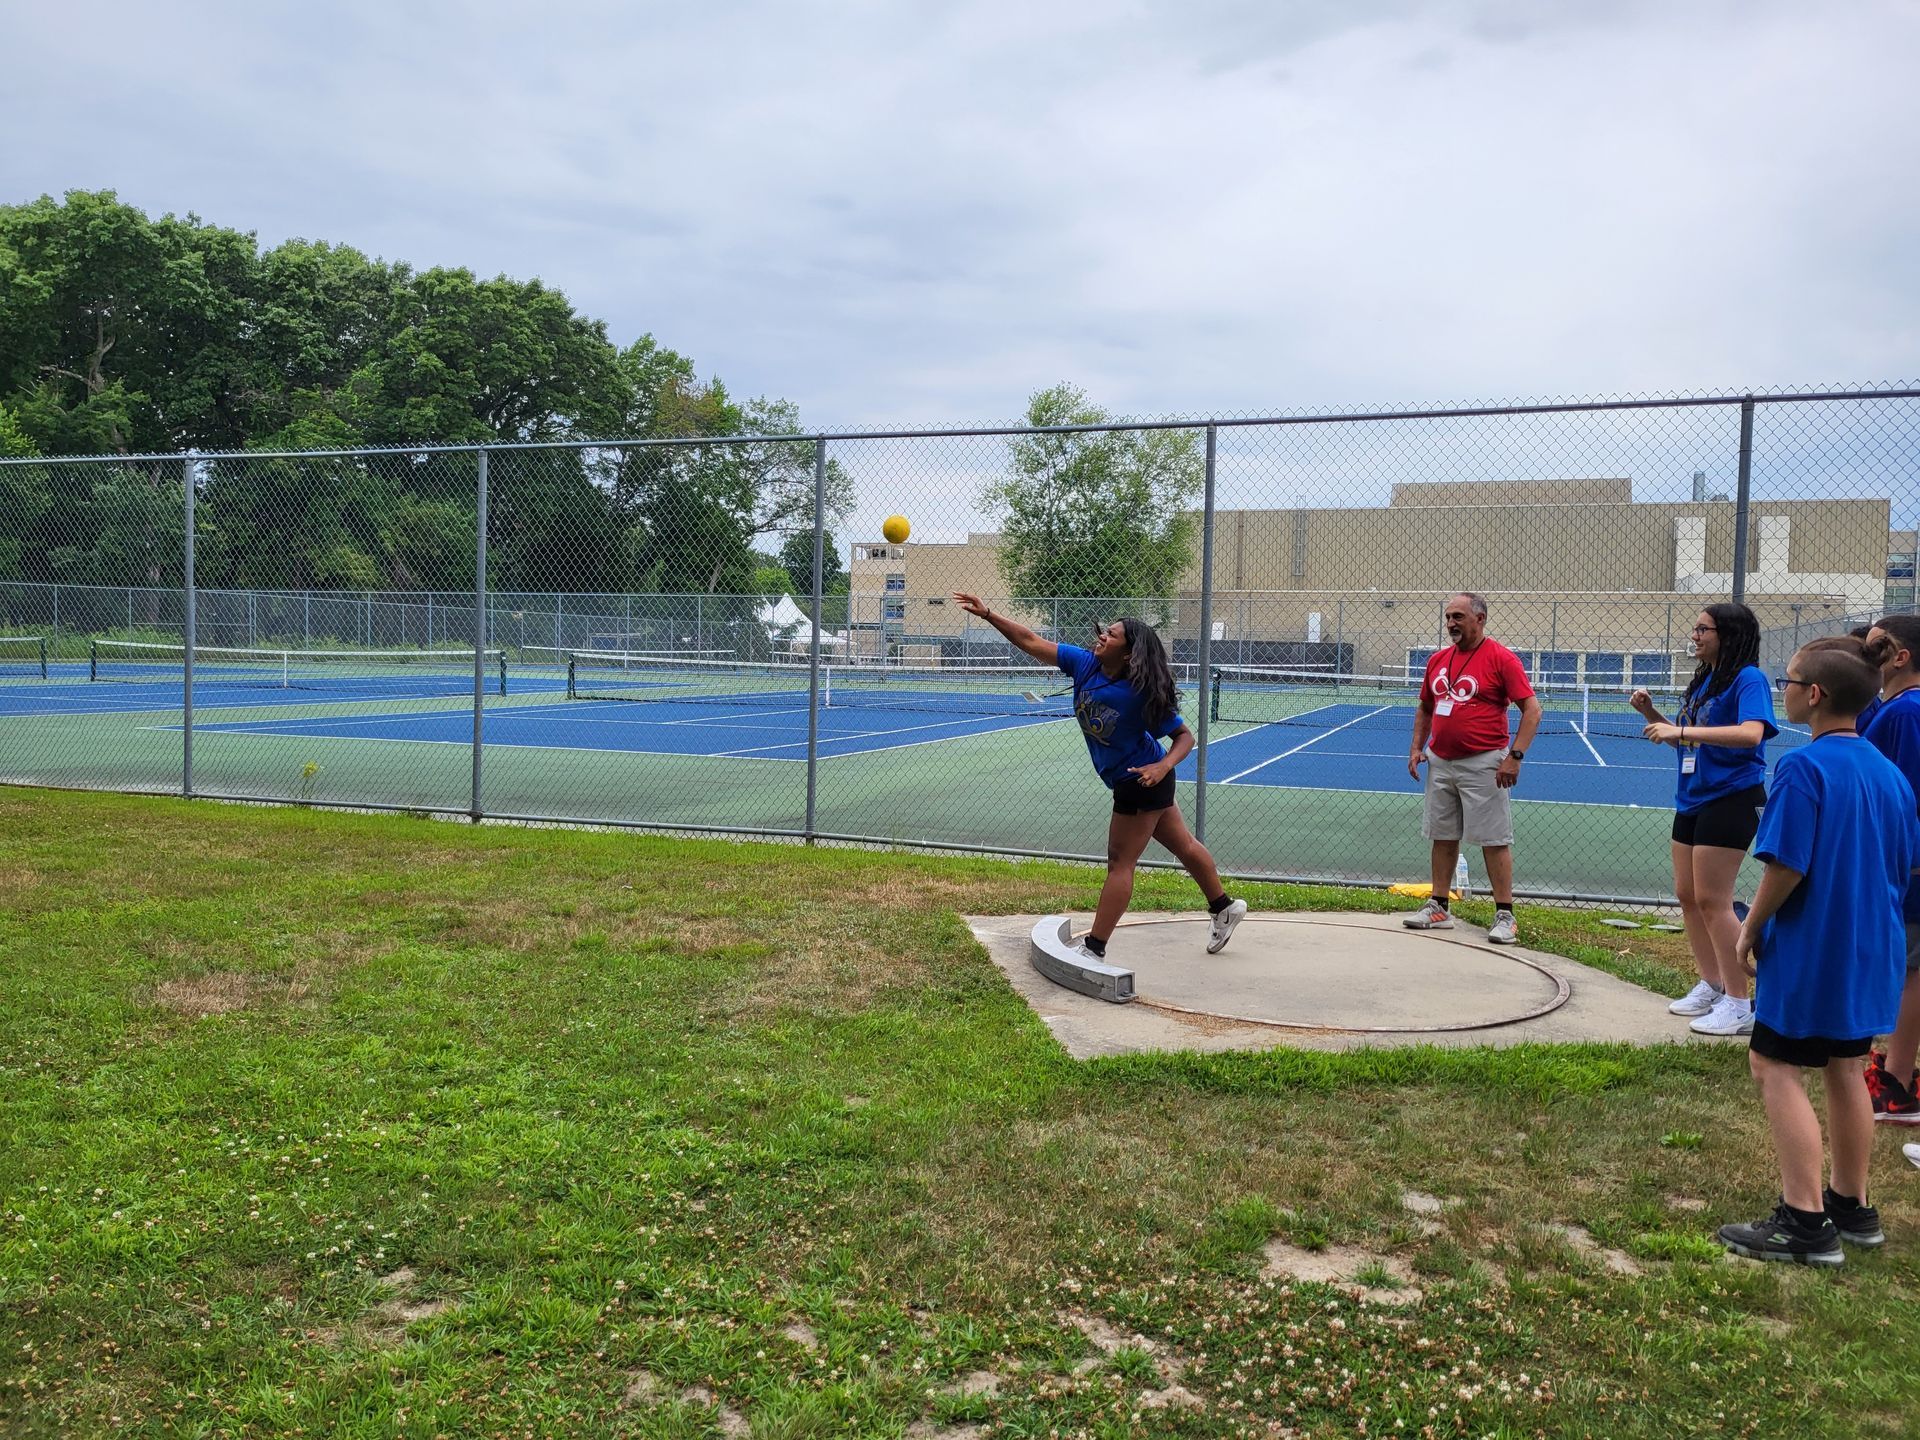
[1419,639,1534,760]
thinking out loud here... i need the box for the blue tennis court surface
[6,661,1808,807]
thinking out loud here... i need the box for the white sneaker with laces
[1487,910,1518,945]
[1669,979,1723,1017]
[1690,994,1755,1036]
[1072,942,1109,965]
[1402,899,1454,930]
[1905,1142,1920,1169]
[1207,898,1248,954]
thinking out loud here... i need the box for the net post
[1193,424,1218,842]
[804,437,827,844]
[1731,396,1755,603]
[183,455,195,800]
[471,448,488,823]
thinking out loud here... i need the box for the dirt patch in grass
[1261,1241,1424,1305]
[152,968,314,1017]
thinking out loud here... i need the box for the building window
[884,573,906,593]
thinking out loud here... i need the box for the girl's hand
[1644,722,1683,744]
[1128,760,1170,786]
[1629,687,1656,716]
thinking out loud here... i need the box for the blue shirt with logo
[1674,665,1777,813]
[1056,643,1186,788]
[1752,734,1919,1040]
[1865,687,1920,922]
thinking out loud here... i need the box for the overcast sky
[4,1,1917,538]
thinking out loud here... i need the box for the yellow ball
[882,514,911,544]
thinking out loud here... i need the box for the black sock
[1785,1201,1828,1231]
[1433,896,1450,912]
[1823,1187,1866,1213]
[1082,934,1107,958]
[1208,894,1233,915]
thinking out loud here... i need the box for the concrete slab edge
[1029,915,1136,1003]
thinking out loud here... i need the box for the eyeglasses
[1776,676,1814,690]
[1690,624,1717,635]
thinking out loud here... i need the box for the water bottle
[1455,854,1471,901]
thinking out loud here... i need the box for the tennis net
[566,652,1075,716]
[1208,665,1683,740]
[90,641,506,696]
[0,635,47,679]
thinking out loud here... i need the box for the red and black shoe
[1871,1062,1920,1125]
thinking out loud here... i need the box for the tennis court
[1,645,1792,899]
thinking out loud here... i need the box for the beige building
[850,478,1894,688]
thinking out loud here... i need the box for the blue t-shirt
[1857,694,1883,736]
[1865,687,1920,922]
[1056,643,1186,788]
[1752,735,1920,1040]
[1674,666,1777,812]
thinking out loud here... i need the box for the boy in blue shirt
[1861,614,1920,1121]
[1720,633,1920,1265]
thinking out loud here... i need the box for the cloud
[3,0,1916,542]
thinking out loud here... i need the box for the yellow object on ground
[1387,882,1462,900]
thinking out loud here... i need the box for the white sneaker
[1071,942,1109,965]
[1905,1142,1920,1169]
[1690,994,1755,1036]
[1402,899,1454,930]
[1207,898,1248,954]
[1669,980,1723,1017]
[1487,910,1518,945]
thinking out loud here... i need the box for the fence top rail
[5,386,1919,467]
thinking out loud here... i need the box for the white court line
[716,710,1068,756]
[1219,705,1392,783]
[1575,727,1608,766]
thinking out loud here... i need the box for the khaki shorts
[1422,748,1513,846]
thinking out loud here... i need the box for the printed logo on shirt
[1075,695,1120,742]
[1429,668,1482,704]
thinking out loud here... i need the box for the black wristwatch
[1508,749,1526,762]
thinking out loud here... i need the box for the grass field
[3,788,1918,1439]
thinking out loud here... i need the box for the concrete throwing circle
[1106,914,1570,1033]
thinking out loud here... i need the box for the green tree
[777,527,846,599]
[981,384,1203,631]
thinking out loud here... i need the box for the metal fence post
[183,457,195,799]
[804,438,827,843]
[1194,425,1218,842]
[471,450,488,822]
[1732,396,1755,603]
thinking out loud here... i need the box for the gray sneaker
[1206,898,1248,954]
[1403,898,1454,930]
[1487,910,1518,945]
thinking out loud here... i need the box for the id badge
[1681,752,1697,774]
[1434,699,1455,716]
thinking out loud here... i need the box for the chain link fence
[3,386,1914,906]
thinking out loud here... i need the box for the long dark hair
[1682,602,1761,716]
[1119,618,1181,730]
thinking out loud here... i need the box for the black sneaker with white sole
[1717,1201,1845,1266]
[1822,1186,1884,1247]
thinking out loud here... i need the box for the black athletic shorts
[1749,1020,1873,1068]
[1671,784,1766,850]
[1112,774,1176,815]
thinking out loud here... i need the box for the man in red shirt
[1404,592,1545,944]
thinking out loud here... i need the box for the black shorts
[1112,774,1176,815]
[1749,1020,1873,1068]
[1671,785,1766,850]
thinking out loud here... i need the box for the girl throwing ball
[952,594,1246,961]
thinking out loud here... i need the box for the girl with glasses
[1630,603,1776,1037]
